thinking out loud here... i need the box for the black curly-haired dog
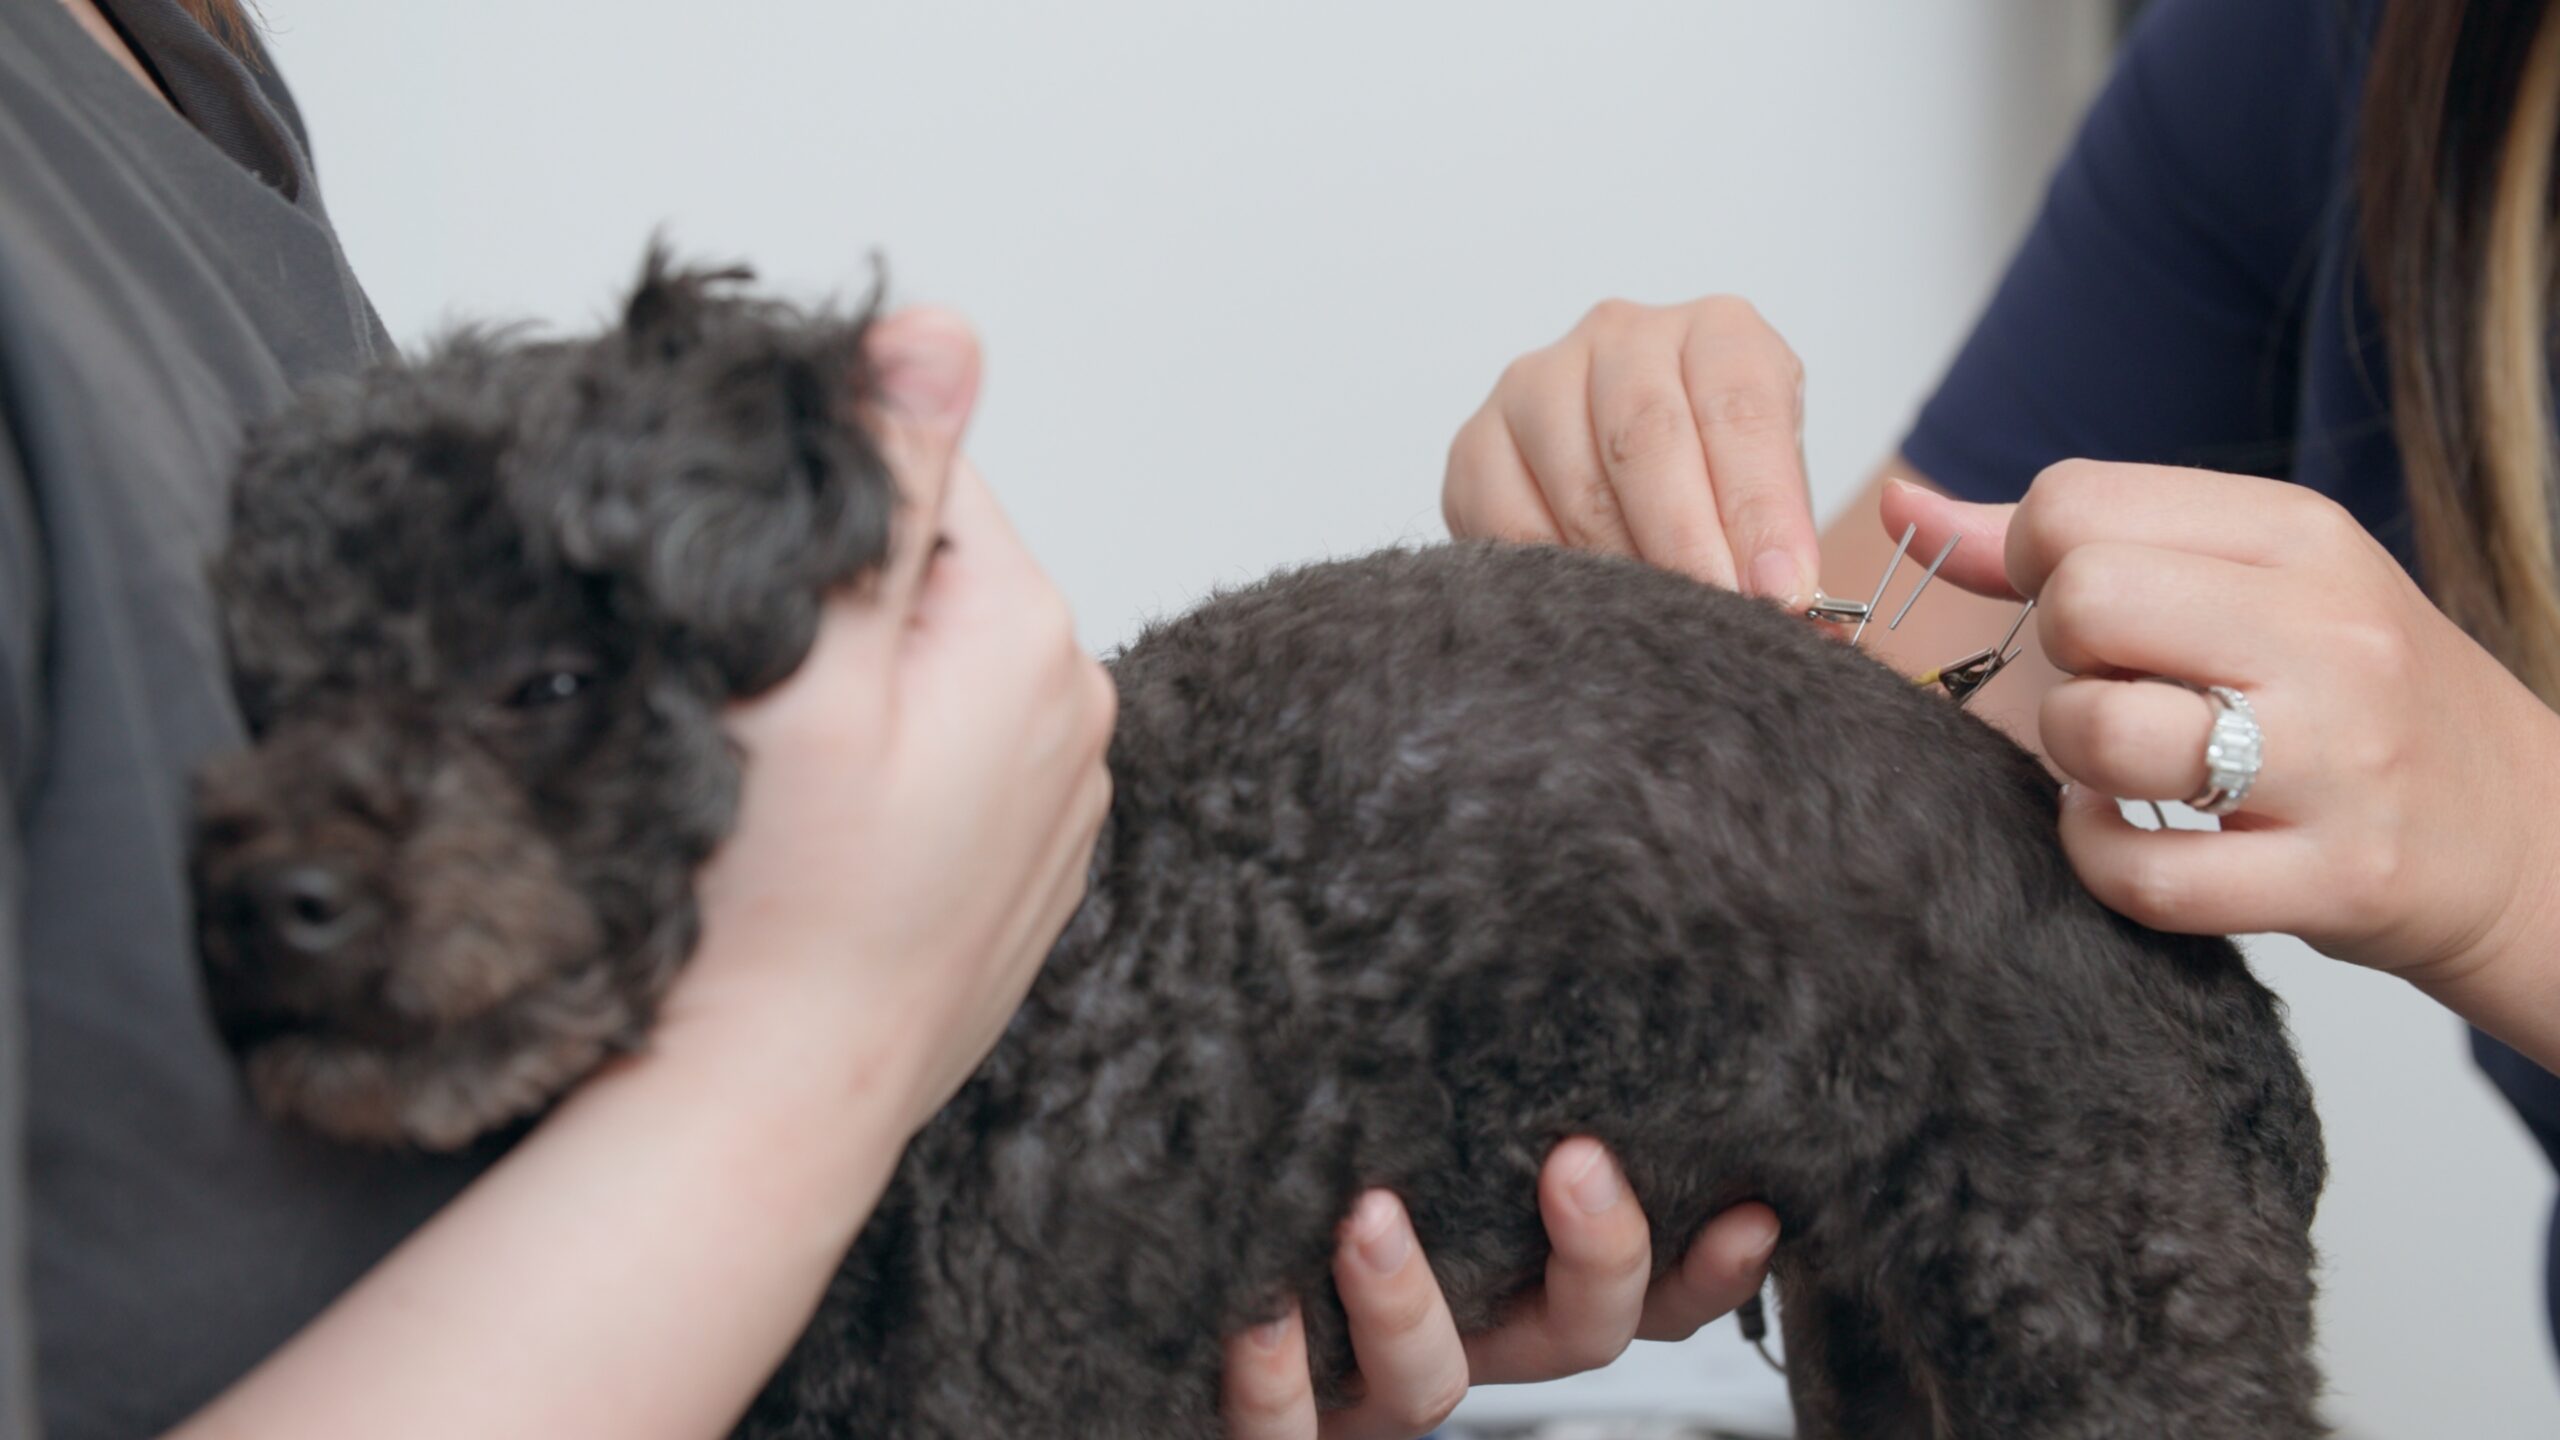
[192,256,2329,1439]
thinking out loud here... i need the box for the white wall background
[257,4,2560,1435]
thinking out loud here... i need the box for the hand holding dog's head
[194,252,915,1148]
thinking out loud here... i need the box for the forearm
[173,950,925,1440]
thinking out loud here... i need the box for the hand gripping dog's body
[194,261,2327,1438]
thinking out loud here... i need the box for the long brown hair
[2362,0,2560,701]
[176,0,260,56]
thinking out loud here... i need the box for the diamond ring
[2181,683,2262,817]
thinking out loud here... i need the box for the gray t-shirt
[0,6,492,1435]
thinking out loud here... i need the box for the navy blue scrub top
[1900,0,2560,1361]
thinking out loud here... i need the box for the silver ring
[2181,683,2262,817]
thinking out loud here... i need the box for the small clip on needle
[1917,598,2037,707]
[1803,594,1871,626]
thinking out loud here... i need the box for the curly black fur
[195,255,2329,1437]
[195,250,888,1147]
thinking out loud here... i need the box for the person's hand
[1219,1139,1781,1439]
[1882,463,2560,991]
[667,308,1118,1136]
[1444,297,1822,606]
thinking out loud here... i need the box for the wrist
[599,937,952,1241]
[2407,946,2560,1078]
[2402,695,2560,1074]
[675,902,971,1118]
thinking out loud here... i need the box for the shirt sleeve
[1902,0,2370,502]
[0,397,43,1440]
[2473,1029,2560,1351]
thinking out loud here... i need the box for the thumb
[863,306,982,541]
[1881,477,2020,600]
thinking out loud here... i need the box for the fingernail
[1352,1192,1412,1273]
[1747,550,1804,608]
[875,315,975,420]
[1249,1314,1292,1352]
[1749,1218,1782,1264]
[1567,1147,1623,1215]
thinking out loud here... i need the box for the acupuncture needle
[1851,523,1918,645]
[1887,534,1961,631]
[1991,597,2037,658]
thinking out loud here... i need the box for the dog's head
[194,251,895,1149]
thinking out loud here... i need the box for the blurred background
[255,3,2557,1434]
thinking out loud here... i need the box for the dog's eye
[504,669,595,710]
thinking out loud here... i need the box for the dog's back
[747,541,2326,1439]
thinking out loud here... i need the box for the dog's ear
[621,242,757,364]
[615,330,895,697]
[522,249,897,697]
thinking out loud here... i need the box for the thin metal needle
[1993,597,2037,656]
[1887,534,1961,631]
[1852,523,1917,644]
